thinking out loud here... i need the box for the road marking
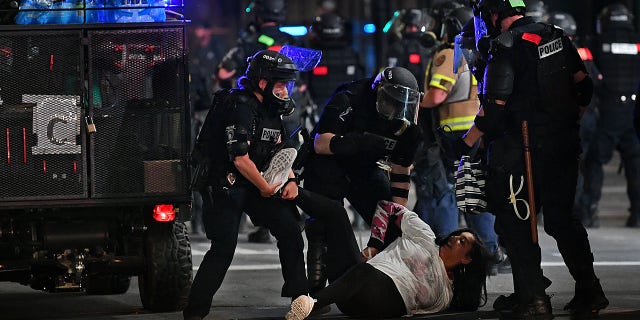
[191,247,281,256]
[192,261,640,272]
[193,264,282,271]
[542,261,640,267]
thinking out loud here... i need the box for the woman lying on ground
[287,190,491,319]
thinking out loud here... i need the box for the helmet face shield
[376,84,421,124]
[272,79,295,102]
[453,34,473,74]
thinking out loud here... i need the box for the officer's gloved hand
[331,132,387,158]
[358,132,388,159]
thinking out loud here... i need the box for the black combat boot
[305,219,328,293]
[501,295,553,320]
[564,279,609,318]
[494,276,552,312]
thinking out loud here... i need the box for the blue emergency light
[279,26,308,37]
[364,24,376,34]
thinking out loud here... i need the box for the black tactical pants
[486,132,597,304]
[303,167,399,293]
[183,183,307,319]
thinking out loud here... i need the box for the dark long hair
[436,228,492,311]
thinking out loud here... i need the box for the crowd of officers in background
[186,0,640,318]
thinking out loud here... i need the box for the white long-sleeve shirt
[367,207,453,315]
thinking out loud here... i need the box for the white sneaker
[285,295,316,320]
[262,148,297,192]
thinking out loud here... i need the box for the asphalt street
[1,155,639,320]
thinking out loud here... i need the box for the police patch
[538,38,563,59]
[434,54,446,67]
[261,128,281,142]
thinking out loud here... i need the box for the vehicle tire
[85,274,131,295]
[139,220,192,312]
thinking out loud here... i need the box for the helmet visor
[376,84,421,124]
[272,79,296,102]
[279,45,322,72]
[454,34,478,74]
[473,16,490,49]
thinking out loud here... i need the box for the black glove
[330,132,386,158]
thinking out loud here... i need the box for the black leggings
[295,189,407,318]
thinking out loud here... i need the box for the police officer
[217,0,298,242]
[217,0,296,89]
[420,5,503,273]
[303,67,422,294]
[183,50,307,320]
[546,11,605,227]
[307,12,363,110]
[524,0,547,23]
[460,0,608,317]
[579,3,640,228]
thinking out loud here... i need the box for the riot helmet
[249,0,286,23]
[372,67,422,125]
[244,50,299,115]
[443,6,474,43]
[525,0,548,22]
[548,11,577,37]
[596,3,635,34]
[399,8,435,39]
[310,12,346,42]
[471,0,526,37]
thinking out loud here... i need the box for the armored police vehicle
[0,3,192,312]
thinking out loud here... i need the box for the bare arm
[420,87,448,108]
[233,154,280,197]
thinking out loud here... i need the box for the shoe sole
[263,148,297,192]
[286,295,315,320]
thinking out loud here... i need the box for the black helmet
[372,67,422,124]
[443,6,474,42]
[472,0,526,35]
[251,0,286,23]
[548,11,577,37]
[431,1,465,41]
[245,50,298,115]
[596,3,635,34]
[525,0,548,22]
[310,12,345,41]
[399,8,435,39]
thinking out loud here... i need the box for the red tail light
[153,204,175,222]
[312,65,328,76]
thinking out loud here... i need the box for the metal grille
[88,27,187,198]
[0,30,86,200]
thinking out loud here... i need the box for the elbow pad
[483,58,514,101]
[575,75,594,106]
[225,125,249,158]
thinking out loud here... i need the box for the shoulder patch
[538,38,563,59]
[522,32,541,45]
[434,54,446,67]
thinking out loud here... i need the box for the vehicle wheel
[85,274,131,295]
[139,220,192,312]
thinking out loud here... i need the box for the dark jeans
[295,189,407,318]
[183,184,307,319]
[486,132,597,303]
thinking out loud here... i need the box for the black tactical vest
[308,45,362,107]
[594,29,640,96]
